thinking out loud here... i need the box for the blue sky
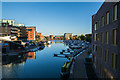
[2,2,103,36]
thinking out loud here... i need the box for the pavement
[70,47,90,79]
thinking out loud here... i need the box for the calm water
[2,40,68,78]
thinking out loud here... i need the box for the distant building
[92,2,120,79]
[41,35,44,40]
[26,27,36,41]
[54,35,63,40]
[50,35,54,40]
[36,32,42,41]
[37,33,41,37]
[64,33,72,40]
[73,35,78,37]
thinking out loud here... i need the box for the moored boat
[69,45,82,50]
[60,57,75,78]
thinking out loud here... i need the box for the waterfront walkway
[70,48,89,79]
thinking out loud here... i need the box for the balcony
[11,27,19,31]
[11,31,17,33]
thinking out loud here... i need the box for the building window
[98,20,100,29]
[104,71,108,79]
[101,64,103,78]
[113,4,117,21]
[112,53,117,70]
[28,29,32,31]
[93,45,97,52]
[94,45,96,52]
[97,46,99,54]
[94,56,96,68]
[106,31,109,44]
[101,16,104,27]
[95,45,97,52]
[112,29,117,45]
[97,33,99,41]
[11,21,13,23]
[106,12,109,24]
[94,33,97,41]
[94,23,97,30]
[105,50,108,63]
[5,26,7,32]
[3,24,6,26]
[101,48,103,58]
[101,32,104,43]
[93,45,94,52]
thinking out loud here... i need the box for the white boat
[69,45,82,49]
[47,41,51,44]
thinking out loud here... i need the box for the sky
[2,2,103,36]
[2,0,106,2]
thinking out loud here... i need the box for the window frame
[106,11,110,24]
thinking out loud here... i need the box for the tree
[85,34,92,43]
[70,35,73,40]
[45,36,49,41]
[79,34,85,40]
[35,35,40,41]
[79,37,81,40]
[73,37,76,40]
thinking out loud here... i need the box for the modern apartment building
[17,26,27,41]
[2,19,15,26]
[0,23,11,37]
[0,19,27,41]
[2,19,25,27]
[0,22,18,41]
[64,33,72,40]
[92,2,120,79]
[26,27,36,41]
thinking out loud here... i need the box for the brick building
[92,2,120,79]
[50,35,54,40]
[26,27,36,41]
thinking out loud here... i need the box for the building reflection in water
[27,52,36,60]
[51,41,54,44]
[2,52,28,66]
[47,45,51,48]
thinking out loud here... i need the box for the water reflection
[47,44,51,47]
[2,40,68,78]
[2,53,27,65]
[51,41,54,44]
[27,52,36,60]
[2,51,37,66]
